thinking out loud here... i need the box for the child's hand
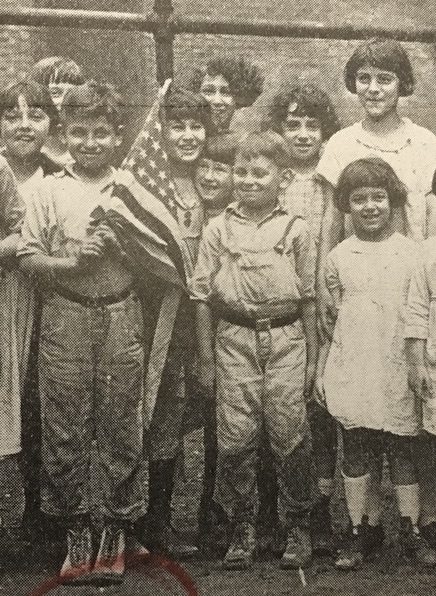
[409,364,434,401]
[304,360,316,401]
[76,234,106,270]
[199,359,215,391]
[314,376,327,408]
[317,288,336,342]
[94,223,124,257]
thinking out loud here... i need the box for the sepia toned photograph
[0,1,436,594]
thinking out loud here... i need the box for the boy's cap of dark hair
[267,82,340,141]
[161,85,212,132]
[0,79,59,133]
[202,131,239,166]
[30,56,85,86]
[190,56,264,108]
[344,38,414,97]
[61,80,124,128]
[334,157,407,213]
[236,130,291,169]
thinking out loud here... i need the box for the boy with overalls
[18,81,146,584]
[191,131,317,570]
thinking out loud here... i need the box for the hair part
[60,80,124,129]
[30,56,85,86]
[236,130,291,169]
[344,38,414,96]
[161,86,212,132]
[334,157,407,213]
[267,82,340,141]
[190,56,264,108]
[0,79,59,133]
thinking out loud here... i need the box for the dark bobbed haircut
[344,38,414,96]
[30,56,85,86]
[202,131,239,166]
[161,86,212,132]
[267,82,340,141]
[61,80,124,129]
[334,157,407,213]
[236,130,291,170]
[0,79,59,133]
[190,56,264,108]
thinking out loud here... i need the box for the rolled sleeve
[189,221,222,303]
[17,185,51,258]
[292,219,316,300]
[404,260,430,339]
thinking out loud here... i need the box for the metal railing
[0,4,435,84]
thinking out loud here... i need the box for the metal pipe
[1,6,436,43]
[153,0,174,84]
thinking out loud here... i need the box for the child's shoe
[335,525,365,570]
[223,522,256,570]
[91,520,126,584]
[399,517,436,567]
[310,496,333,555]
[59,519,93,584]
[420,521,436,549]
[364,523,385,557]
[280,526,312,569]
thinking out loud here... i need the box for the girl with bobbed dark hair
[317,157,436,570]
[190,56,264,133]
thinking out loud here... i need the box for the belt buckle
[255,318,271,332]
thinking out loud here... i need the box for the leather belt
[215,307,301,331]
[53,285,133,307]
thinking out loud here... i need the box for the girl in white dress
[316,158,435,570]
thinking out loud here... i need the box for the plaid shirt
[283,170,325,246]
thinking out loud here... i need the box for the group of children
[0,37,436,586]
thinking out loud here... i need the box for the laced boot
[59,516,92,585]
[223,522,256,570]
[335,524,366,570]
[281,525,312,569]
[399,517,436,567]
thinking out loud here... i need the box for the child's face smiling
[234,154,281,214]
[164,118,206,165]
[349,186,391,239]
[195,157,233,207]
[1,94,51,161]
[62,114,121,175]
[200,74,235,132]
[282,113,323,165]
[355,66,400,121]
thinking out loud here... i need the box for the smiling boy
[18,81,146,584]
[191,131,317,570]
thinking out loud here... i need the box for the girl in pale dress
[0,79,60,539]
[316,158,435,570]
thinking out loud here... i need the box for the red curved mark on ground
[29,553,198,596]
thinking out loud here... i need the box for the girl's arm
[425,192,436,239]
[406,338,433,400]
[317,181,344,340]
[301,299,318,399]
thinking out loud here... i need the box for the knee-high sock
[343,472,370,528]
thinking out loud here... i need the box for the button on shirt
[190,199,316,319]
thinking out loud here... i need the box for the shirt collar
[226,196,289,221]
[57,164,118,193]
[288,168,323,183]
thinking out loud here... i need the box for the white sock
[367,477,383,527]
[318,477,334,498]
[343,472,370,528]
[395,483,420,526]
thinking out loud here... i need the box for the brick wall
[2,1,436,144]
[0,0,36,87]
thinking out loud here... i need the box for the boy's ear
[280,168,294,189]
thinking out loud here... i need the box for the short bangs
[335,158,407,213]
[236,130,290,169]
[161,86,211,132]
[344,38,414,96]
[30,56,85,86]
[202,131,239,166]
[0,80,59,132]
